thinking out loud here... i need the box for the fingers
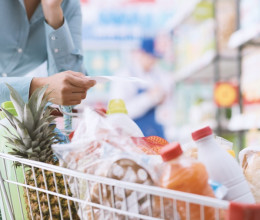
[69,71,86,78]
[66,92,86,100]
[48,71,96,105]
[68,75,96,89]
[65,71,96,89]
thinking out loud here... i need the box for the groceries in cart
[0,85,258,220]
[192,127,255,204]
[159,142,216,220]
[239,146,260,203]
[0,85,81,220]
[52,104,168,219]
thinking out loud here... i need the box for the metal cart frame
[0,152,229,220]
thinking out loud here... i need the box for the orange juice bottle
[159,142,216,220]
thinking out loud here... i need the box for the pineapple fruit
[0,84,79,220]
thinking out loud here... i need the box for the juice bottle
[106,99,144,137]
[192,126,255,203]
[159,142,216,220]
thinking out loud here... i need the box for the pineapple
[0,84,79,220]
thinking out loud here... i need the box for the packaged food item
[239,146,260,203]
[52,107,164,219]
[192,126,255,203]
[159,142,216,220]
[88,156,159,219]
[106,99,144,137]
[131,136,169,155]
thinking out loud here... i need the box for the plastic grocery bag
[239,146,260,203]
[52,107,165,219]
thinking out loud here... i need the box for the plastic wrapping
[239,146,260,203]
[52,107,166,219]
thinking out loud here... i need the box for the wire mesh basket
[0,152,230,220]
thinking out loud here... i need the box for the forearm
[44,2,84,74]
[41,1,64,29]
[0,77,33,103]
[29,77,47,97]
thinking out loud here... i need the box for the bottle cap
[0,101,17,119]
[160,142,183,162]
[106,99,128,115]
[191,126,213,141]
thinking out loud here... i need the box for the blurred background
[76,0,260,154]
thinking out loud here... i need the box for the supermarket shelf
[171,50,239,84]
[162,0,201,32]
[172,51,216,83]
[83,40,139,50]
[228,24,260,49]
[228,114,260,132]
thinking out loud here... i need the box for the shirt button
[17,48,23,53]
[2,73,7,77]
[51,36,56,40]
[54,48,59,53]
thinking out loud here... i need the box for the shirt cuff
[45,19,76,59]
[0,77,33,104]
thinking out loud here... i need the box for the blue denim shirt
[0,0,84,104]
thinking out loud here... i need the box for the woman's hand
[30,71,96,106]
[41,0,64,29]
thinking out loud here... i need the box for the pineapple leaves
[0,108,17,129]
[35,97,50,121]
[3,84,62,163]
[23,104,35,134]
[0,123,19,140]
[28,85,48,118]
[5,83,25,122]
[11,117,32,146]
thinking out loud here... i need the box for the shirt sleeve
[44,3,84,75]
[0,77,33,104]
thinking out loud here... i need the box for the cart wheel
[227,202,260,220]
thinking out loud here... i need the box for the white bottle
[192,126,255,203]
[106,99,144,137]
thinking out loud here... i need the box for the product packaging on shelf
[192,126,255,203]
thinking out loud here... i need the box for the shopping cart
[0,152,231,220]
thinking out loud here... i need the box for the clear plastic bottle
[192,126,255,203]
[106,99,144,137]
[159,142,216,220]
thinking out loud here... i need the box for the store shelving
[170,50,239,84]
[162,0,202,32]
[228,24,260,48]
[228,113,260,132]
[83,40,139,50]
[171,50,216,83]
[162,0,245,146]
